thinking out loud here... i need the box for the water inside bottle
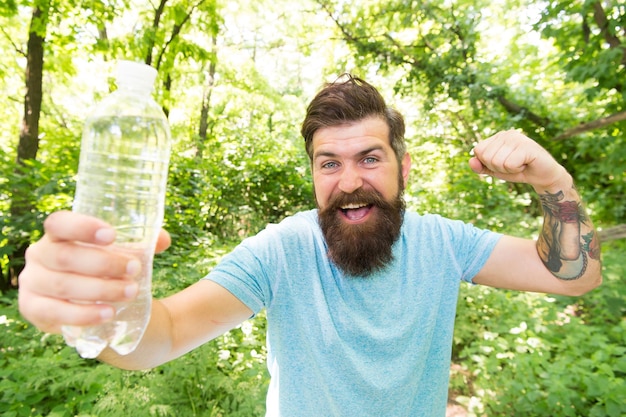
[62,246,154,359]
[64,114,169,358]
[73,115,170,232]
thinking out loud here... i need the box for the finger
[19,291,116,333]
[473,134,506,168]
[155,229,171,254]
[44,211,115,245]
[22,264,139,304]
[25,238,140,279]
[490,144,526,174]
[475,131,530,174]
[483,138,518,171]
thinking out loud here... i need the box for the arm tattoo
[537,190,600,280]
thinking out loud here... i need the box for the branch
[592,1,625,65]
[0,26,26,57]
[316,0,359,44]
[496,95,552,128]
[598,224,626,242]
[316,1,419,69]
[154,0,205,70]
[146,0,169,65]
[552,109,626,141]
[383,33,423,68]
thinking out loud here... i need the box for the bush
[0,245,268,417]
[452,241,626,416]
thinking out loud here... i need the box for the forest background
[0,0,625,416]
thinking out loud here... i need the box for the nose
[338,166,363,194]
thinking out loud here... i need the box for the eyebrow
[313,146,385,161]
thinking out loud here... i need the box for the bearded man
[18,75,601,417]
[303,77,408,277]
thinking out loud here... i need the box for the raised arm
[469,130,602,296]
[18,211,252,370]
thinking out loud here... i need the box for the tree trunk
[18,6,45,163]
[196,36,217,160]
[598,224,626,242]
[4,5,47,290]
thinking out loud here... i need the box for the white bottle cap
[116,60,158,93]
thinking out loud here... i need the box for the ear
[401,152,411,188]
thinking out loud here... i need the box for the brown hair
[301,74,406,164]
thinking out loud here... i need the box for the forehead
[312,117,391,157]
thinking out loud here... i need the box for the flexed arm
[470,130,601,295]
[537,189,599,280]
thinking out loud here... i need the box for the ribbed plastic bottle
[61,60,171,359]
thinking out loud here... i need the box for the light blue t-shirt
[205,209,501,417]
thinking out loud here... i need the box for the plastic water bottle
[61,60,171,358]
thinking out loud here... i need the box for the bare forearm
[535,172,602,284]
[97,299,174,370]
[95,280,252,370]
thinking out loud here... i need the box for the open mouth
[339,203,373,222]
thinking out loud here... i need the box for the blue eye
[321,161,339,169]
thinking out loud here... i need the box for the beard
[318,184,405,277]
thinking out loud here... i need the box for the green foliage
[0,137,78,285]
[323,0,626,227]
[319,0,486,105]
[164,119,313,246]
[1,0,625,415]
[406,132,538,233]
[452,241,626,416]
[0,293,108,416]
[537,0,626,102]
[3,243,624,415]
[0,249,268,416]
[84,318,268,417]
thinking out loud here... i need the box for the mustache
[324,188,390,212]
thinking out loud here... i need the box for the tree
[0,0,125,289]
[5,2,48,289]
[0,0,223,289]
[195,34,218,160]
[312,0,626,236]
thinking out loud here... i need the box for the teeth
[341,203,366,210]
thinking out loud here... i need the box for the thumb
[468,156,489,175]
[155,229,171,253]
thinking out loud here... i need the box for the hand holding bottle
[18,61,172,359]
[18,212,168,332]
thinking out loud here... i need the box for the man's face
[311,117,411,276]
